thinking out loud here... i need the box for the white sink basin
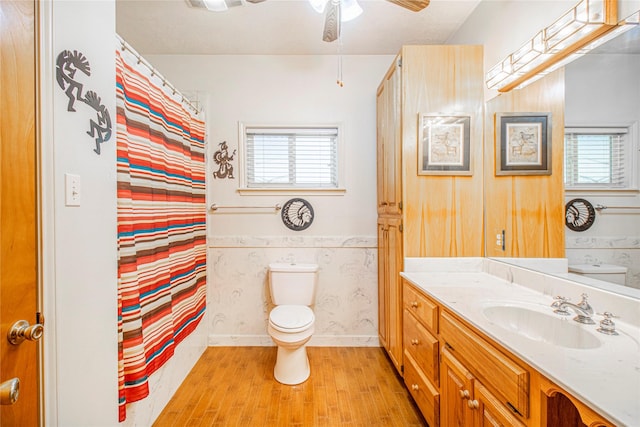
[482,304,602,349]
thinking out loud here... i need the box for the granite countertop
[400,270,640,426]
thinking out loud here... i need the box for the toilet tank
[269,263,319,305]
[569,264,628,286]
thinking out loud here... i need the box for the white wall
[42,2,207,425]
[564,53,640,288]
[44,1,118,425]
[145,54,392,346]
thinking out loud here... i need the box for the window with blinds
[244,126,339,189]
[564,127,628,189]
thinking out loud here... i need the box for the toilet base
[273,344,310,385]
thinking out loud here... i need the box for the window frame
[237,122,346,195]
[564,122,639,194]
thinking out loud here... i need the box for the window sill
[237,188,347,196]
[565,188,639,196]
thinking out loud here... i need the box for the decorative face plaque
[565,198,596,231]
[281,198,314,231]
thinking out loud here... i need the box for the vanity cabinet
[402,279,615,427]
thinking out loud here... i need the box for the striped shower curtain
[115,45,207,422]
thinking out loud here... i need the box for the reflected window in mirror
[564,126,636,189]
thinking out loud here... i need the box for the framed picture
[418,114,471,175]
[496,112,552,175]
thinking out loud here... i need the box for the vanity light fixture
[486,0,618,92]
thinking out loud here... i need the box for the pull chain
[337,33,344,87]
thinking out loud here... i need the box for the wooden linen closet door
[1,1,41,425]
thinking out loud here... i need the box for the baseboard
[208,334,380,347]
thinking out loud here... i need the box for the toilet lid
[269,305,314,332]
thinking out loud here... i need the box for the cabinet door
[376,60,402,215]
[441,347,474,427]
[377,219,388,349]
[377,216,403,373]
[473,382,526,427]
[386,217,403,371]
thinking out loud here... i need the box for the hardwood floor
[153,347,427,427]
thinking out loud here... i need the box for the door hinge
[397,58,402,68]
[399,224,403,232]
[398,201,403,211]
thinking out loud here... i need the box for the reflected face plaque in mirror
[565,198,596,231]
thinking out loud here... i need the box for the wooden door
[1,1,40,425]
[441,347,474,427]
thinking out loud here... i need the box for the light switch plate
[65,173,81,207]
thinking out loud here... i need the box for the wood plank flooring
[153,347,427,427]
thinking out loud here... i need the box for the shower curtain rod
[116,34,201,115]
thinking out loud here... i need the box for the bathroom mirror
[488,19,640,299]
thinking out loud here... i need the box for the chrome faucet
[553,293,595,325]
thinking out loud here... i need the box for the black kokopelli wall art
[212,141,236,179]
[56,49,112,155]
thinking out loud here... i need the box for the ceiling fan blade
[244,0,266,3]
[322,1,341,42]
[385,0,430,12]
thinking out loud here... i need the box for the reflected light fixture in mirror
[486,0,618,92]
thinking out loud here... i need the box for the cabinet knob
[411,339,419,346]
[459,389,470,399]
[410,301,418,308]
[468,399,479,409]
[411,384,419,391]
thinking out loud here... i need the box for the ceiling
[115,0,482,56]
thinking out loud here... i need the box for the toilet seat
[269,305,314,333]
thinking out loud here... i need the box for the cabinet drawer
[440,310,529,418]
[403,309,439,385]
[403,282,438,334]
[404,351,439,427]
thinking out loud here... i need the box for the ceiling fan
[186,0,430,42]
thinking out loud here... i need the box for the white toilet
[569,263,628,286]
[267,262,319,385]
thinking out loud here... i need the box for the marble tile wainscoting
[566,236,640,289]
[207,236,379,347]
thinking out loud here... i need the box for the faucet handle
[577,293,594,313]
[552,296,570,315]
[596,312,619,336]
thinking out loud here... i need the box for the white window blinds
[245,126,339,188]
[564,127,628,188]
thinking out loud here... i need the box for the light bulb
[341,0,362,22]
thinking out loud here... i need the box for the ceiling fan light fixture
[309,0,329,14]
[202,0,228,11]
[340,0,362,22]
